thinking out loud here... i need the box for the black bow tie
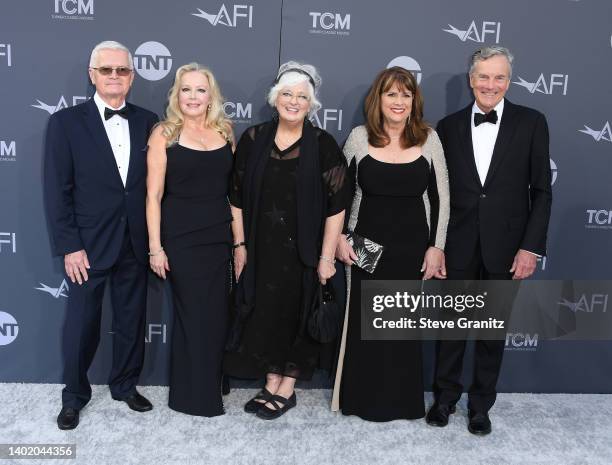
[474,110,498,127]
[104,106,128,120]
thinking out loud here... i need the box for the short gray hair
[267,61,322,117]
[469,46,514,78]
[89,40,133,69]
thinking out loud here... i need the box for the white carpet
[0,384,610,465]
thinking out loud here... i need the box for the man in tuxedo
[427,46,552,435]
[44,41,158,430]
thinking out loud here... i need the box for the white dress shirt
[93,92,131,186]
[471,98,504,186]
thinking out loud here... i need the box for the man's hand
[510,249,537,280]
[64,249,90,285]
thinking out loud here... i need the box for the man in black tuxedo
[44,41,158,430]
[427,46,552,435]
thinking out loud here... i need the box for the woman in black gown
[146,63,234,417]
[331,67,450,421]
[223,61,348,420]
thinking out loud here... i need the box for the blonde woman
[146,63,234,417]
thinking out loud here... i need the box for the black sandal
[244,387,274,413]
[255,392,297,420]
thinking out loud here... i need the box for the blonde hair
[160,63,233,146]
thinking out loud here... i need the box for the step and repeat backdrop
[1,0,611,392]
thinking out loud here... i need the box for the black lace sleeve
[427,161,440,247]
[318,131,348,217]
[229,127,255,208]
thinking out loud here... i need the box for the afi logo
[145,323,167,343]
[192,4,253,28]
[54,0,94,15]
[0,311,19,346]
[309,12,350,31]
[579,121,612,143]
[513,74,568,95]
[0,43,12,67]
[35,279,69,299]
[558,294,608,313]
[585,210,612,229]
[0,232,16,253]
[134,42,173,81]
[387,56,422,84]
[311,109,343,132]
[505,333,538,350]
[32,95,87,115]
[1,141,16,162]
[550,159,557,186]
[223,101,252,122]
[536,256,547,271]
[443,20,501,43]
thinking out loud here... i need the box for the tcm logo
[134,41,173,81]
[579,121,611,143]
[387,56,422,84]
[308,12,350,36]
[0,311,19,346]
[0,232,17,253]
[145,323,167,344]
[192,4,253,28]
[52,0,94,20]
[31,95,88,115]
[513,74,568,96]
[223,101,252,123]
[586,210,612,229]
[443,20,501,43]
[35,279,69,299]
[1,140,16,162]
[505,333,538,351]
[0,43,12,67]
[550,159,557,186]
[311,109,343,132]
[558,294,608,313]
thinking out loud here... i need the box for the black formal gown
[161,142,233,417]
[340,155,436,422]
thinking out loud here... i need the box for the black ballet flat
[244,387,274,413]
[255,392,297,420]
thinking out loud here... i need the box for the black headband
[274,68,316,89]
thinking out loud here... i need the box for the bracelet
[232,241,246,249]
[148,247,164,256]
[319,255,336,265]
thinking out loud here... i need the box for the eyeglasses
[279,91,310,103]
[91,66,133,77]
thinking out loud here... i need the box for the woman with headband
[223,61,348,420]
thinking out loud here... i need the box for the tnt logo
[505,333,538,351]
[308,12,350,35]
[192,4,253,28]
[311,109,343,132]
[387,56,422,84]
[1,140,16,162]
[145,323,167,343]
[513,74,569,95]
[0,311,19,346]
[585,210,612,229]
[35,279,69,299]
[31,95,88,115]
[52,0,94,19]
[0,43,12,67]
[579,121,612,143]
[443,20,501,43]
[558,294,608,313]
[223,101,252,123]
[0,232,16,253]
[134,42,173,81]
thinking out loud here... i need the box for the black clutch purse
[346,231,384,274]
[308,282,343,344]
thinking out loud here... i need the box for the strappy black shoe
[255,392,297,420]
[244,387,274,413]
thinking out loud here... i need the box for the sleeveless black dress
[161,142,233,417]
[340,155,433,422]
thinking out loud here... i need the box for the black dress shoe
[255,392,297,420]
[117,391,153,412]
[468,410,492,435]
[425,403,456,427]
[57,407,79,430]
[244,387,273,413]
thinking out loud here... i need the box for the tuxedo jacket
[436,99,552,273]
[44,98,158,269]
